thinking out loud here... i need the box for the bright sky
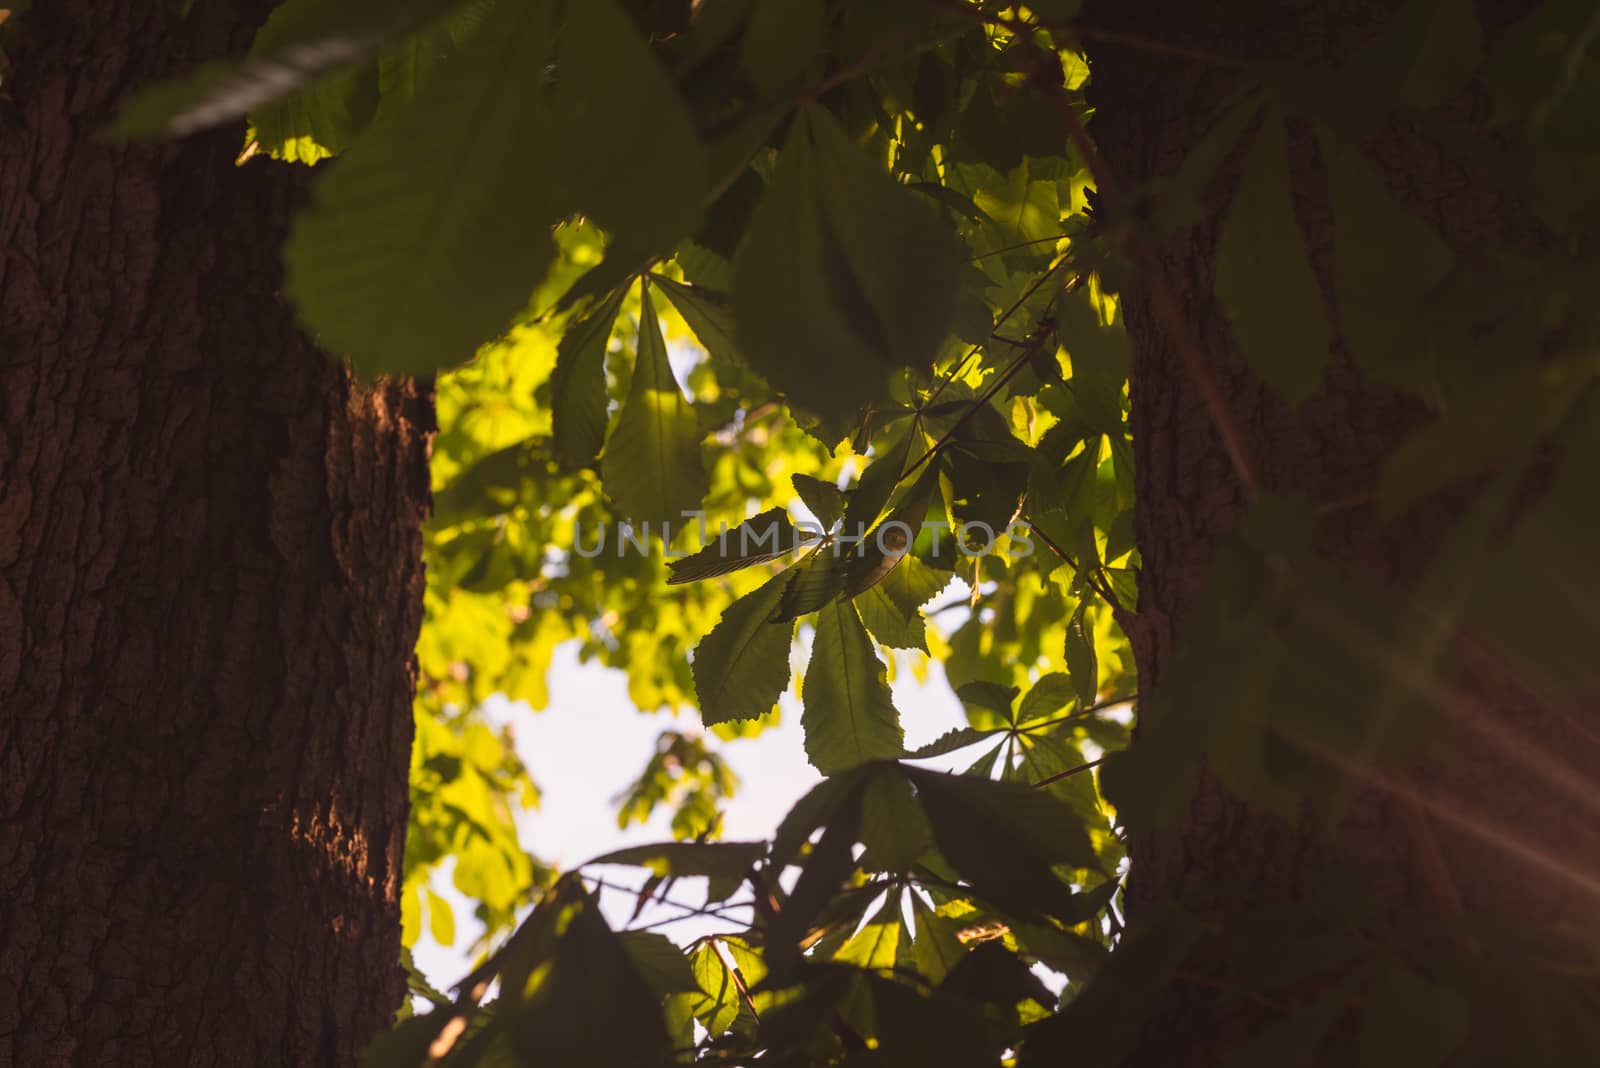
[409,638,971,992]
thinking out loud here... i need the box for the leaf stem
[904,321,1053,483]
[1031,755,1104,789]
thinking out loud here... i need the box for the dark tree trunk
[1088,1,1600,1063]
[0,3,432,1065]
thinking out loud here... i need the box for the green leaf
[906,727,1002,759]
[601,284,709,527]
[248,65,372,164]
[1152,96,1262,237]
[809,106,966,371]
[742,0,825,96]
[859,770,931,873]
[1393,0,1484,110]
[1021,0,1082,22]
[906,768,1098,919]
[1378,374,1571,518]
[855,583,929,651]
[1324,0,1481,129]
[112,0,461,139]
[375,15,466,114]
[909,894,968,984]
[802,601,905,774]
[422,886,456,947]
[588,840,766,882]
[688,939,761,1035]
[550,0,708,246]
[841,432,912,537]
[941,941,1055,1012]
[284,0,560,377]
[766,784,867,976]
[879,552,955,619]
[733,106,963,423]
[550,287,625,470]
[1017,907,1204,1068]
[732,121,885,423]
[508,888,671,1066]
[1064,602,1097,707]
[1018,733,1104,828]
[1214,114,1331,404]
[963,739,1007,779]
[954,83,1068,174]
[868,974,997,1067]
[363,1013,451,1068]
[692,571,797,725]
[651,275,744,369]
[956,680,1017,718]
[619,930,701,997]
[1016,672,1076,722]
[284,0,708,376]
[834,893,903,971]
[772,545,849,622]
[667,507,801,585]
[1056,286,1130,437]
[792,473,847,530]
[770,769,871,871]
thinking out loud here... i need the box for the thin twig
[968,232,1072,262]
[1018,693,1137,731]
[712,938,764,1026]
[1032,755,1104,789]
[920,253,1075,412]
[1023,510,1125,616]
[587,876,755,931]
[903,323,1052,483]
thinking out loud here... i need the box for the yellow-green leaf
[602,284,709,528]
[802,601,904,774]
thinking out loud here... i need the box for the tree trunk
[0,4,432,1065]
[1088,2,1600,1063]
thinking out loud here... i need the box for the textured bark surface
[1087,1,1600,1063]
[0,4,432,1065]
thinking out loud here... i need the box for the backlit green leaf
[855,583,929,651]
[651,275,744,369]
[112,0,463,139]
[602,284,709,527]
[792,473,847,530]
[733,105,963,423]
[667,507,802,585]
[802,601,905,774]
[284,0,560,376]
[550,287,625,470]
[907,767,1098,919]
[692,570,797,725]
[859,770,931,873]
[552,0,707,247]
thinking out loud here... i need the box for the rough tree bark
[1088,1,1600,1063]
[0,3,432,1065]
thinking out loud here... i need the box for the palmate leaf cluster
[120,0,1600,1064]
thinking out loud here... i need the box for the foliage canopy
[119,0,1600,1063]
